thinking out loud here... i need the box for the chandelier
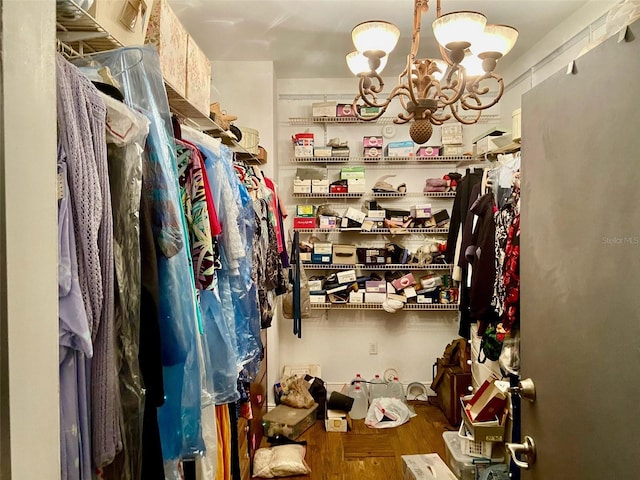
[346,0,518,144]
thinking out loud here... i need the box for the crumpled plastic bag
[364,397,416,429]
[279,375,315,409]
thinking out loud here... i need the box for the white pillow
[252,444,311,478]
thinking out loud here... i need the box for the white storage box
[443,431,504,480]
[312,101,337,117]
[282,364,322,378]
[402,454,457,480]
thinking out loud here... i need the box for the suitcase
[432,364,472,426]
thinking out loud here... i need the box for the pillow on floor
[252,444,311,478]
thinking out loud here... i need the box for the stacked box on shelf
[185,35,211,116]
[293,132,315,157]
[145,0,188,96]
[441,123,464,156]
[363,136,383,159]
[312,242,332,264]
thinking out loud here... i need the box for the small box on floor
[262,403,319,440]
[402,453,457,480]
[325,409,352,432]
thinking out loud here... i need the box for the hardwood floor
[256,400,456,480]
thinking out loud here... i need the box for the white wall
[500,0,617,126]
[210,60,281,401]
[210,60,276,179]
[1,0,60,477]
[275,77,464,393]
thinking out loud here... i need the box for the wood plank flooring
[256,400,456,480]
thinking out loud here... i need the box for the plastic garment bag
[73,47,204,465]
[194,142,261,375]
[100,91,150,480]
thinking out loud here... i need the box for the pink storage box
[363,136,383,148]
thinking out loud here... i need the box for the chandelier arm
[438,65,467,105]
[460,74,505,111]
[449,98,483,125]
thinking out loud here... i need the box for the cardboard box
[363,136,384,148]
[312,179,329,193]
[464,379,508,423]
[262,403,319,440]
[296,205,315,217]
[460,397,508,442]
[145,0,187,96]
[311,253,332,264]
[336,104,357,117]
[308,279,323,292]
[442,145,465,156]
[386,141,415,157]
[365,292,387,303]
[296,167,325,181]
[310,293,326,303]
[432,209,450,227]
[330,184,348,194]
[300,252,311,263]
[325,409,352,432]
[416,146,441,157]
[347,178,366,193]
[360,106,381,118]
[293,179,311,194]
[367,210,386,221]
[293,133,314,146]
[337,269,357,284]
[294,145,314,157]
[442,124,463,145]
[312,101,337,117]
[349,291,364,304]
[293,217,316,229]
[402,454,457,480]
[364,147,383,158]
[314,146,332,157]
[343,207,366,224]
[91,0,156,47]
[411,204,432,219]
[417,294,438,304]
[442,134,463,145]
[404,286,417,298]
[332,244,357,264]
[340,166,366,180]
[318,216,338,229]
[365,281,386,293]
[391,273,415,291]
[331,146,350,158]
[185,35,211,116]
[357,248,386,265]
[313,242,333,255]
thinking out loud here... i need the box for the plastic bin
[458,422,494,458]
[443,431,504,480]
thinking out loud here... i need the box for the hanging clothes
[56,54,121,469]
[175,139,219,290]
[58,148,93,480]
[100,91,150,480]
[72,46,206,467]
[138,177,166,480]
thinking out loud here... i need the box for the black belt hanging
[292,231,302,338]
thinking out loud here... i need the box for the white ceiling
[169,0,592,79]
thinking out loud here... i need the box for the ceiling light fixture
[346,0,518,144]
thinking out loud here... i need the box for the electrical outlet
[369,342,378,355]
